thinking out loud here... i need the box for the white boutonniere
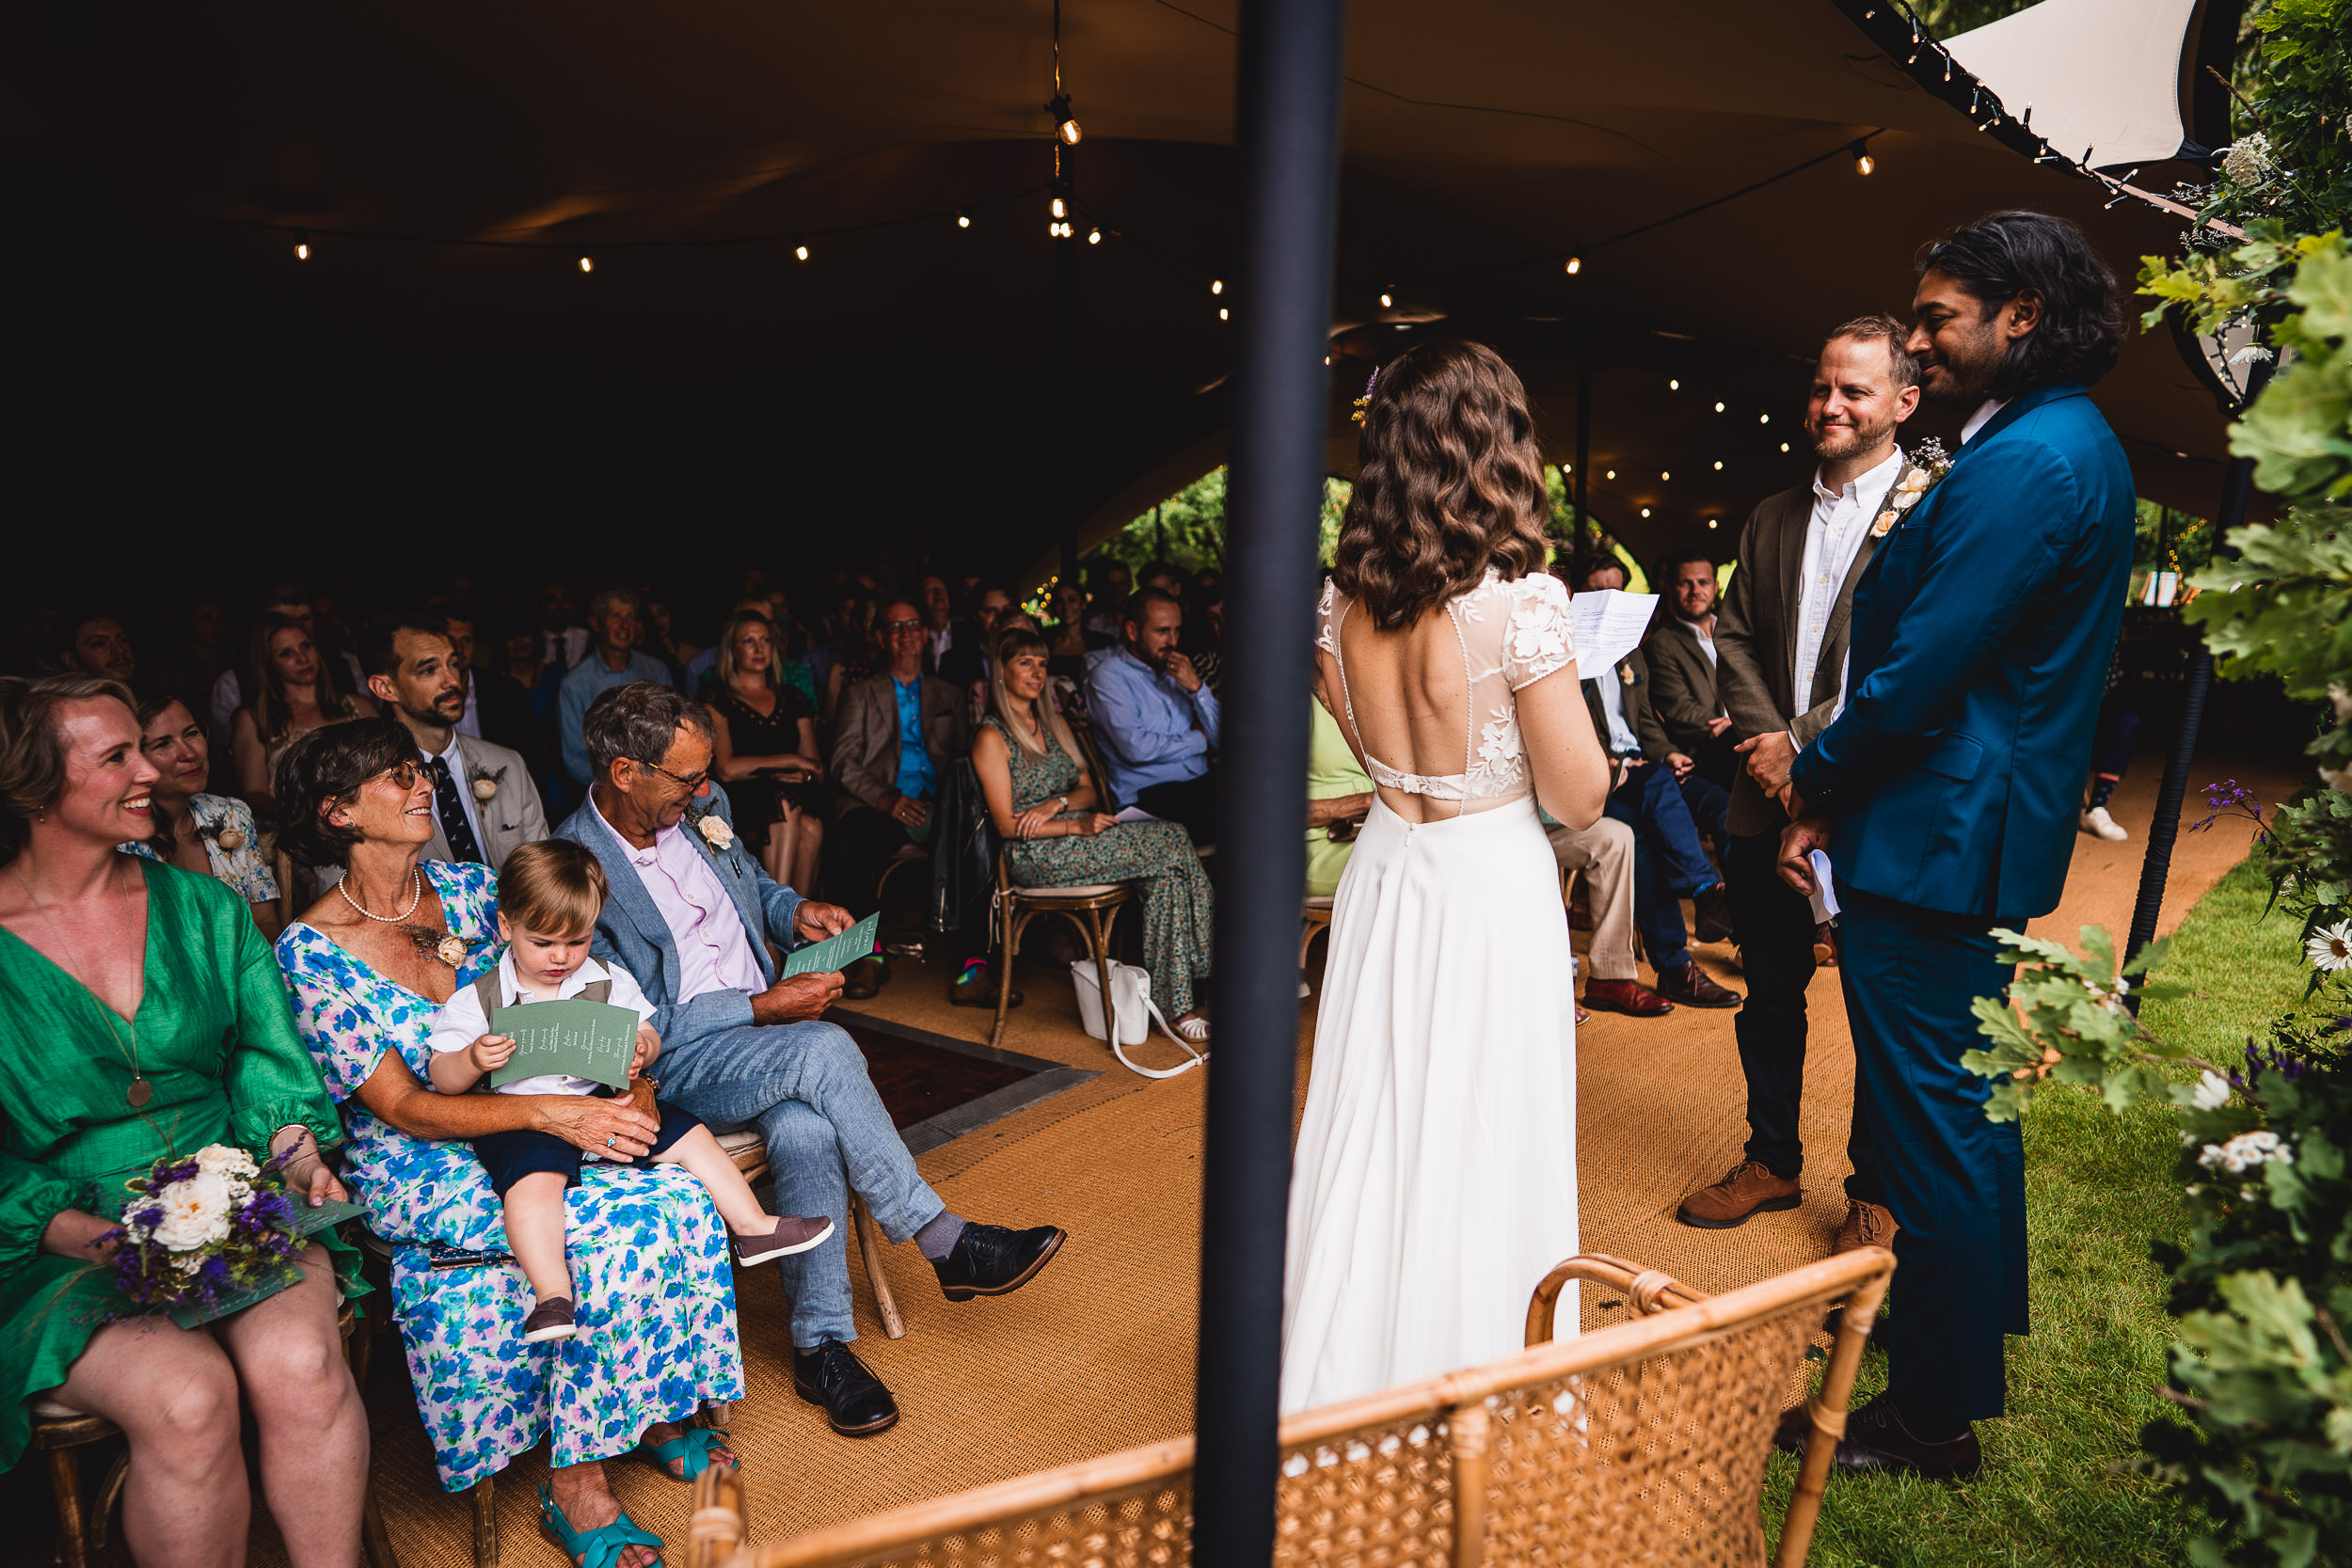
[1618,663,1638,687]
[1870,438,1951,538]
[696,813,736,851]
[436,935,470,968]
[471,768,501,803]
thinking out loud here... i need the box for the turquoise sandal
[539,1481,663,1568]
[640,1426,738,1481]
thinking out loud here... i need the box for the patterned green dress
[987,717,1215,1015]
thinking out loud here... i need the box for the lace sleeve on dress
[1502,573,1578,689]
[1314,578,1344,657]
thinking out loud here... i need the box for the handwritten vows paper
[487,999,638,1090]
[781,911,882,980]
[1567,589,1661,677]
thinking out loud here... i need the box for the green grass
[1763,855,2311,1566]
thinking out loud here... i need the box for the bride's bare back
[1316,571,1611,830]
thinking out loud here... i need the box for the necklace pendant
[126,1078,152,1109]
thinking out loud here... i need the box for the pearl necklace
[339,868,423,924]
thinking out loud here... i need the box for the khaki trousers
[1544,816,1638,981]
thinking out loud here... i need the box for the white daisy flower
[2306,921,2352,972]
[2197,1130,2292,1175]
[2190,1070,2232,1110]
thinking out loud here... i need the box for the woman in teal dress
[0,673,366,1567]
[973,627,1214,1037]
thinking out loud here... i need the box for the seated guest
[916,574,958,674]
[209,584,366,749]
[441,607,553,782]
[977,629,1214,1038]
[1044,578,1113,681]
[1184,583,1226,693]
[815,590,881,730]
[938,580,1014,690]
[1573,556,1739,1008]
[123,689,284,939]
[558,681,1065,1438]
[52,607,138,684]
[273,717,734,1560]
[362,610,548,872]
[559,588,673,792]
[230,612,375,813]
[0,674,367,1566]
[1542,813,1675,1019]
[1084,561,1133,639]
[707,610,827,896]
[537,579,591,673]
[826,599,971,998]
[1084,588,1221,842]
[1644,551,1740,808]
[1303,697,1371,898]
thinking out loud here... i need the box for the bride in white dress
[1281,340,1613,1415]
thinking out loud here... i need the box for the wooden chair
[989,850,1136,1050]
[33,1298,397,1568]
[1298,895,1335,971]
[680,1246,1896,1568]
[871,843,930,909]
[716,1129,905,1341]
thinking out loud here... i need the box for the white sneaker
[2080,806,2128,842]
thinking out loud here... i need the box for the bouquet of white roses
[100,1144,310,1323]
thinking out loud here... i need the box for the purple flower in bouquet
[99,1144,311,1319]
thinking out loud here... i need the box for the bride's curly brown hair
[1330,340,1551,631]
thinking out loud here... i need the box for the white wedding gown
[1280,569,1581,1415]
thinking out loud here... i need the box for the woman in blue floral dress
[271,718,741,1568]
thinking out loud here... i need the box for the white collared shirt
[425,952,658,1097]
[1794,446,1903,726]
[1961,398,2008,445]
[1676,616,1720,673]
[423,732,488,854]
[589,793,768,1003]
[1594,661,1643,755]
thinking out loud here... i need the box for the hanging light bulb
[1088,227,1102,245]
[1048,93,1082,146]
[1779,441,1791,452]
[1713,401,1725,413]
[1669,378,1680,391]
[1378,288,1393,309]
[293,229,310,261]
[1605,469,1616,480]
[1218,307,1230,321]
[1211,279,1224,295]
[1661,470,1671,481]
[1758,412,1770,424]
[577,252,594,274]
[795,243,810,261]
[1640,507,1652,518]
[1708,518,1720,530]
[1565,256,1582,275]
[1852,140,1876,176]
[1052,197,1067,219]
[957,211,971,229]
[1713,460,1724,470]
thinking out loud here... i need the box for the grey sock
[914,1210,967,1261]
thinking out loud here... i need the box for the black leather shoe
[930,1222,1066,1302]
[841,956,888,1001]
[1772,1395,1980,1481]
[793,1338,899,1436]
[1692,883,1735,944]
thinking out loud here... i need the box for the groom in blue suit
[1778,212,2134,1478]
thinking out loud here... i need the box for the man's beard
[1918,333,2004,409]
[1811,415,1895,462]
[405,697,464,728]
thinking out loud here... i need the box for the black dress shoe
[930,1222,1067,1302]
[793,1338,899,1436]
[841,955,889,1001]
[1772,1395,1980,1481]
[948,968,1022,1008]
[1692,883,1735,944]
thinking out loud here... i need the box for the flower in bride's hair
[698,815,737,851]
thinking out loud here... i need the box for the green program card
[487,998,638,1089]
[780,911,882,979]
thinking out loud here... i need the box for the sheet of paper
[1113,805,1158,823]
[1808,849,1840,922]
[780,911,882,979]
[487,998,638,1090]
[1567,589,1660,676]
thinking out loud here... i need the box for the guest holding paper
[425,841,833,1345]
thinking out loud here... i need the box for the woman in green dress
[973,628,1214,1039]
[0,673,365,1568]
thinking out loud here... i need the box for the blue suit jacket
[1786,384,2134,919]
[554,785,805,1055]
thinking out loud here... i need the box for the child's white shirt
[425,953,659,1098]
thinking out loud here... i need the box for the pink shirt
[590,794,767,1002]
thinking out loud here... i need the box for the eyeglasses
[631,757,709,793]
[375,760,422,791]
[880,618,924,634]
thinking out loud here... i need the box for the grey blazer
[830,672,974,816]
[1642,620,1724,758]
[421,735,548,873]
[1714,478,1891,836]
[554,786,806,1057]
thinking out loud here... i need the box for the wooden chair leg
[990,906,1021,1049]
[1772,1262,1895,1568]
[46,1446,89,1568]
[472,1474,498,1568]
[851,1195,907,1340]
[1298,918,1314,972]
[91,1453,127,1556]
[1084,909,1117,1040]
[362,1480,401,1568]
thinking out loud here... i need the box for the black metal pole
[1193,0,1346,1560]
[2123,448,2255,978]
[1574,358,1592,547]
[1057,224,1081,583]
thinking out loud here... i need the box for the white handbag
[1069,958,1206,1080]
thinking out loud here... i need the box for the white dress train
[1280,570,1581,1415]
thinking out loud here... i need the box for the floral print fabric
[122,794,279,904]
[275,859,743,1492]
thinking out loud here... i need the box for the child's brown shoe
[732,1215,836,1268]
[522,1296,578,1343]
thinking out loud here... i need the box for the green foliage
[1087,467,1356,578]
[2143,499,2219,572]
[2229,0,2352,241]
[1965,928,2191,1122]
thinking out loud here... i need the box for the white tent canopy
[1947,0,2207,170]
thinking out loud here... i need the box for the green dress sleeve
[0,1149,85,1281]
[221,887,344,1162]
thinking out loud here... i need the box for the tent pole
[2123,448,2254,988]
[1574,358,1592,550]
[1058,194,1081,582]
[1194,0,1346,1561]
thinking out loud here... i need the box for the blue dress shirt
[893,676,938,800]
[1083,646,1221,803]
[559,650,675,785]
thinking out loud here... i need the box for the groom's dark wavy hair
[1917,211,2126,397]
[1331,340,1551,632]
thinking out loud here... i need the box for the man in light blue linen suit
[557,682,1066,1440]
[1776,212,2135,1480]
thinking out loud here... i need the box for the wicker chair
[715,1128,906,1340]
[1298,895,1335,971]
[684,1247,1895,1568]
[32,1298,397,1568]
[989,848,1136,1049]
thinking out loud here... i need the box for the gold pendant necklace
[13,863,151,1108]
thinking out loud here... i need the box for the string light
[795,243,810,261]
[1047,0,1080,143]
[1661,470,1671,481]
[1852,140,1876,177]
[1668,378,1679,390]
[1088,227,1102,245]
[1713,401,1724,412]
[1565,256,1582,275]
[1758,413,1770,424]
[577,252,594,274]
[1779,441,1790,452]
[1051,197,1066,219]
[1640,507,1652,518]
[1218,307,1229,321]
[1708,518,1720,530]
[1210,279,1223,294]
[957,211,971,229]
[1605,469,1616,480]
[1378,287,1393,308]
[1712,460,1724,470]
[293,229,310,261]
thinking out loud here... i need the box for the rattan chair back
[688,1247,1894,1568]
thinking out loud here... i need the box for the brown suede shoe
[1833,1198,1899,1256]
[1656,961,1740,1008]
[1581,977,1675,1018]
[1677,1160,1802,1229]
